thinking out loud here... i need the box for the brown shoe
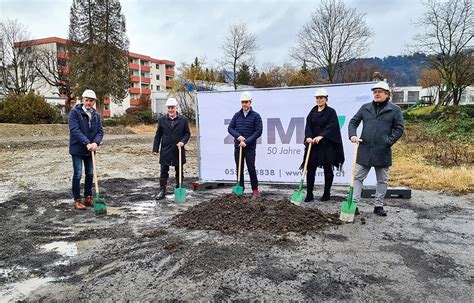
[83,196,93,207]
[74,199,86,210]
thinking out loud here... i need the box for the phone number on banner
[224,168,276,176]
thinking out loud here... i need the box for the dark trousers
[234,147,258,190]
[160,165,184,188]
[306,163,334,195]
[71,154,93,200]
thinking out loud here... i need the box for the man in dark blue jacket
[68,89,104,210]
[152,98,191,200]
[348,81,404,216]
[228,91,263,197]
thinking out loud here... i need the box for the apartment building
[14,37,175,117]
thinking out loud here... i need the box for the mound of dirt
[172,194,341,234]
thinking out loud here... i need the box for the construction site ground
[0,124,472,301]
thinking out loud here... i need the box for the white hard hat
[240,91,252,101]
[82,89,97,100]
[314,88,328,97]
[166,98,178,107]
[372,81,390,91]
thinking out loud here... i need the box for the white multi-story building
[14,37,175,117]
[391,85,474,108]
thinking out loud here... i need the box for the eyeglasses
[241,100,250,104]
[167,106,176,109]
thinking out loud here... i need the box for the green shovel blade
[339,186,356,222]
[290,179,304,205]
[175,186,187,204]
[290,190,304,205]
[232,184,243,196]
[93,194,107,216]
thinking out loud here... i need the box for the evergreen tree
[237,63,251,85]
[67,0,129,112]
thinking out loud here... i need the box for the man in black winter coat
[348,81,404,216]
[152,98,191,200]
[228,91,263,197]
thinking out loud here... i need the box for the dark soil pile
[172,194,341,234]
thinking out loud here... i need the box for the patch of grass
[391,140,474,195]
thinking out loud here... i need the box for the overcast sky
[1,0,426,69]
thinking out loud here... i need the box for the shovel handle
[301,143,313,178]
[237,145,243,183]
[91,151,99,195]
[178,145,182,186]
[350,142,360,187]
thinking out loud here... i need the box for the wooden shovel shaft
[91,151,99,194]
[350,142,360,187]
[178,145,182,186]
[237,145,243,183]
[302,143,313,179]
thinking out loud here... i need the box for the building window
[155,64,160,69]
[156,75,160,80]
[407,91,420,102]
[150,85,153,90]
[392,91,404,103]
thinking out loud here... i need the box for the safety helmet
[82,89,97,100]
[166,98,178,107]
[314,88,328,97]
[372,81,390,92]
[240,91,252,101]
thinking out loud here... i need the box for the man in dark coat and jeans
[153,97,191,200]
[348,81,404,216]
[228,91,263,197]
[68,89,104,210]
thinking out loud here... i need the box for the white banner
[196,83,377,185]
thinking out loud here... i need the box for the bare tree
[412,0,473,105]
[35,47,74,112]
[292,0,373,83]
[221,23,258,89]
[0,19,40,95]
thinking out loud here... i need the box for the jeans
[352,164,389,207]
[71,154,93,200]
[234,147,258,190]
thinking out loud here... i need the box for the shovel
[174,145,186,203]
[232,145,244,196]
[339,141,361,222]
[91,151,107,216]
[291,143,313,205]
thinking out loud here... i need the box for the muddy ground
[0,124,473,301]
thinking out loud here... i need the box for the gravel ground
[0,124,473,301]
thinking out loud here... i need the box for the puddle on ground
[39,239,101,265]
[0,277,55,302]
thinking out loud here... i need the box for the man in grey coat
[348,81,404,216]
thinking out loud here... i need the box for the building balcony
[166,80,174,88]
[141,88,151,95]
[140,65,150,72]
[130,75,140,82]
[130,87,140,94]
[103,109,111,117]
[130,99,140,106]
[165,69,174,76]
[129,63,139,70]
[104,98,110,105]
[59,66,70,74]
[57,51,68,59]
[141,77,150,84]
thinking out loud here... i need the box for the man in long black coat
[348,81,404,216]
[153,98,191,200]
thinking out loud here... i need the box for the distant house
[391,85,474,108]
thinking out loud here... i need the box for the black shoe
[304,194,314,202]
[320,193,330,201]
[156,188,166,200]
[355,207,360,215]
[374,206,387,216]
